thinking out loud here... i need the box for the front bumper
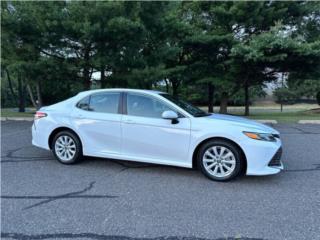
[268,147,283,167]
[240,137,284,176]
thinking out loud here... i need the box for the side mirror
[162,110,179,124]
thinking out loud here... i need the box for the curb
[1,117,34,121]
[298,120,320,124]
[255,120,278,124]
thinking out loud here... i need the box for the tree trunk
[164,79,169,93]
[208,83,214,113]
[5,68,18,105]
[36,80,43,109]
[26,84,37,108]
[17,73,26,112]
[83,48,91,90]
[244,78,250,116]
[219,92,228,114]
[172,79,179,97]
[100,65,106,88]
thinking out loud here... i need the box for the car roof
[79,88,165,96]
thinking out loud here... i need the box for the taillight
[34,111,47,120]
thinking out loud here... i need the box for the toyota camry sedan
[32,89,283,181]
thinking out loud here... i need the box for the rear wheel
[197,139,243,181]
[52,131,82,164]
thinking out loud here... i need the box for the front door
[121,92,191,165]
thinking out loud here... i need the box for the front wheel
[197,140,243,181]
[52,131,82,164]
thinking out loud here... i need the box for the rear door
[71,92,122,156]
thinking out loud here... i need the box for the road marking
[255,120,278,124]
[298,120,320,124]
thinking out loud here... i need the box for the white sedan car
[32,89,283,181]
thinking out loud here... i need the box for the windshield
[160,94,210,117]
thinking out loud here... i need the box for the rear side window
[89,93,120,113]
[76,93,120,114]
[76,96,90,110]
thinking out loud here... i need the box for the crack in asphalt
[1,128,30,137]
[284,163,320,172]
[275,124,320,135]
[1,146,52,162]
[0,146,160,169]
[288,126,319,134]
[1,158,54,163]
[284,168,320,172]
[0,181,118,210]
[0,233,265,240]
[280,132,320,135]
[1,145,319,173]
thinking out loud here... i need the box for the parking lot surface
[1,121,320,240]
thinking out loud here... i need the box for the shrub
[274,87,298,105]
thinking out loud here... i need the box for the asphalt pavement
[1,121,320,240]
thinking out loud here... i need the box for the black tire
[197,139,243,181]
[52,130,82,164]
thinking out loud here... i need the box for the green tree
[182,2,235,112]
[2,1,319,113]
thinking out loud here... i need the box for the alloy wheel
[54,135,77,162]
[202,146,236,178]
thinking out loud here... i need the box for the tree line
[1,1,320,114]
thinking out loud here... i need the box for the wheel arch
[48,127,82,150]
[192,137,247,174]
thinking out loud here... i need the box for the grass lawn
[1,108,35,118]
[200,104,320,123]
[243,111,320,123]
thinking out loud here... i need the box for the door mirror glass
[162,110,178,120]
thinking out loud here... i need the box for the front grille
[268,147,282,167]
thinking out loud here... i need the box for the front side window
[127,93,173,118]
[77,92,120,114]
[160,94,209,117]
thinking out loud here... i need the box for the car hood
[204,114,279,134]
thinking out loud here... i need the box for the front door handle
[75,113,84,119]
[123,119,135,124]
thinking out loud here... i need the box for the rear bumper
[32,121,50,150]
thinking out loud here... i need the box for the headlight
[243,132,277,142]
